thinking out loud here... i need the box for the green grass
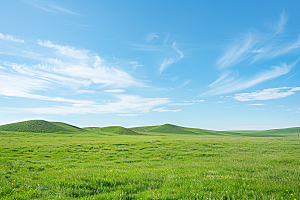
[0,130,300,199]
[0,120,299,199]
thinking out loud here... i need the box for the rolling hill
[232,127,300,137]
[0,120,84,133]
[130,123,241,136]
[146,124,199,134]
[84,126,141,135]
[0,120,298,137]
[100,126,140,135]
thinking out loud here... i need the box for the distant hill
[232,127,300,137]
[0,120,78,133]
[146,124,198,134]
[130,125,159,132]
[1,119,298,137]
[87,126,141,135]
[130,123,244,136]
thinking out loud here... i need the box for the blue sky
[0,0,300,130]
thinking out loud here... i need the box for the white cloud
[0,37,175,115]
[118,114,139,117]
[0,33,24,43]
[38,40,89,59]
[152,107,181,112]
[2,95,170,115]
[252,49,264,53]
[216,12,291,70]
[133,65,143,70]
[7,62,91,89]
[0,66,6,69]
[272,11,287,34]
[170,103,194,106]
[103,89,125,93]
[177,80,190,88]
[249,104,265,106]
[193,100,205,102]
[0,72,94,105]
[203,61,295,96]
[159,57,176,74]
[8,40,145,89]
[205,12,300,96]
[77,90,95,94]
[159,42,184,74]
[217,34,256,69]
[234,86,300,101]
[146,33,159,42]
[209,71,239,87]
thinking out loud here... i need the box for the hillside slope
[52,122,83,132]
[85,126,141,135]
[232,127,300,137]
[0,120,69,133]
[148,124,198,134]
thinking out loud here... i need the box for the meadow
[0,121,299,199]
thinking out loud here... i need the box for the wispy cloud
[234,86,300,101]
[216,12,290,70]
[118,114,139,117]
[159,42,184,74]
[152,107,181,112]
[272,11,287,34]
[0,36,173,115]
[0,33,25,43]
[131,34,184,74]
[34,40,143,88]
[177,80,190,88]
[23,0,79,15]
[2,95,170,115]
[103,89,125,93]
[204,12,300,96]
[203,61,295,96]
[0,71,94,105]
[170,103,194,106]
[146,33,159,42]
[217,34,256,69]
[249,104,265,106]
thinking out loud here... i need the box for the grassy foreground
[0,131,299,199]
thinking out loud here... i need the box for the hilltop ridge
[0,120,299,137]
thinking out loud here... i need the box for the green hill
[100,126,140,135]
[0,120,69,133]
[147,124,198,134]
[131,124,244,136]
[232,127,300,137]
[129,125,159,132]
[51,122,83,132]
[185,127,242,136]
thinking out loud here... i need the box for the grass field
[0,121,300,199]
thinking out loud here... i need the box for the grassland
[0,121,299,199]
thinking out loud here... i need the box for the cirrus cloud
[233,86,300,101]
